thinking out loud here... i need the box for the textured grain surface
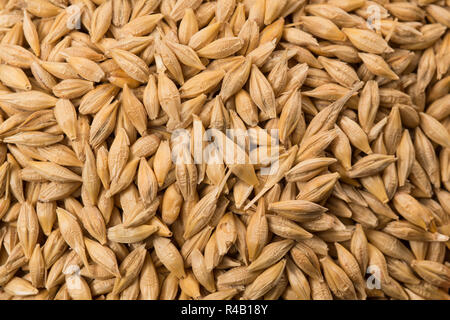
[0,0,449,301]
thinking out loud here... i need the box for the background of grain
[0,0,449,300]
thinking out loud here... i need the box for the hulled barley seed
[0,0,448,301]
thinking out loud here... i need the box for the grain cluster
[0,0,449,300]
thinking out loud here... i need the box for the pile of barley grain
[0,0,449,300]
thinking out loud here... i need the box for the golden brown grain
[0,0,448,301]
